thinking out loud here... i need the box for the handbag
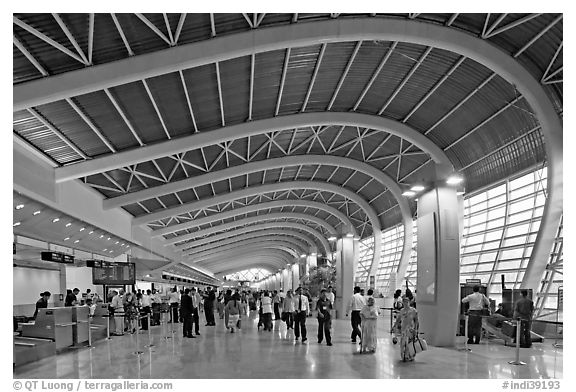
[413,336,428,353]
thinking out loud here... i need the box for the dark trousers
[192,307,200,334]
[519,319,532,347]
[468,310,482,344]
[351,310,362,341]
[170,303,179,323]
[141,306,150,330]
[263,313,273,331]
[294,311,307,339]
[284,312,294,329]
[274,303,281,320]
[205,305,215,325]
[182,314,192,337]
[317,316,332,344]
[151,304,161,325]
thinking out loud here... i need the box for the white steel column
[416,185,460,347]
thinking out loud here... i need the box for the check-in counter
[91,304,110,340]
[72,306,89,346]
[13,336,55,367]
[21,307,74,350]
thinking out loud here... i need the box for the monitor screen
[92,262,136,285]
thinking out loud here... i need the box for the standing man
[346,286,365,343]
[65,288,80,306]
[111,289,125,336]
[203,287,216,326]
[316,289,333,346]
[461,285,490,344]
[513,290,534,348]
[180,289,195,338]
[190,287,201,336]
[169,287,180,323]
[140,289,152,330]
[272,290,281,320]
[293,287,309,343]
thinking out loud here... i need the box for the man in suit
[203,286,216,326]
[180,288,195,338]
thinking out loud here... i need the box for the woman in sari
[360,297,379,353]
[394,296,419,362]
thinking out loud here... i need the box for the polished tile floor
[14,312,562,379]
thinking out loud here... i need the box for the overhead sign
[466,279,482,285]
[41,251,75,264]
[92,262,135,285]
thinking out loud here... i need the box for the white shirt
[347,293,366,312]
[462,292,489,310]
[261,296,273,314]
[141,294,152,307]
[151,293,161,303]
[169,292,180,304]
[294,294,309,312]
[325,291,335,305]
[111,294,124,310]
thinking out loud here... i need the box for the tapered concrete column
[416,184,461,347]
[307,246,318,270]
[334,236,356,319]
[292,264,300,291]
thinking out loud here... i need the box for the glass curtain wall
[355,165,562,318]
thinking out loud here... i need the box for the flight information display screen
[92,262,136,285]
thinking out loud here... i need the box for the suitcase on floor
[501,320,516,338]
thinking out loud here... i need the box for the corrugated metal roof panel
[306,42,358,112]
[72,90,140,151]
[181,64,222,131]
[331,41,393,112]
[34,100,110,158]
[146,71,196,139]
[108,81,166,145]
[219,56,251,126]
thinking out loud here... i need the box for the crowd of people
[33,282,535,362]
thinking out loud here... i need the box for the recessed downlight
[65,223,72,227]
[33,210,41,215]
[15,204,24,210]
[79,227,85,232]
[52,218,60,223]
[64,237,70,241]
[74,240,80,244]
[13,222,21,227]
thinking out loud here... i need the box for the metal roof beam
[188,239,307,260]
[486,13,541,39]
[154,199,355,238]
[275,48,291,116]
[110,13,134,56]
[215,62,226,126]
[181,229,315,254]
[13,16,86,65]
[378,46,433,115]
[134,13,171,46]
[327,40,362,110]
[56,113,449,183]
[209,14,216,37]
[301,43,326,112]
[352,42,397,111]
[195,247,299,266]
[13,35,49,76]
[514,14,562,58]
[174,13,187,45]
[52,13,89,65]
[27,108,88,160]
[88,14,94,65]
[163,13,175,45]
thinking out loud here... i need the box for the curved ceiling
[13,13,562,279]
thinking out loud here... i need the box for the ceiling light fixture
[79,227,85,232]
[15,204,24,210]
[402,191,416,197]
[99,235,104,238]
[89,231,94,234]
[410,185,425,192]
[107,237,111,241]
[74,240,80,244]
[446,175,463,185]
[64,237,70,241]
[66,223,72,227]
[328,236,337,241]
[115,241,119,244]
[52,218,60,223]
[103,248,107,251]
[13,222,21,227]
[345,233,354,238]
[300,254,306,258]
[33,210,41,215]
